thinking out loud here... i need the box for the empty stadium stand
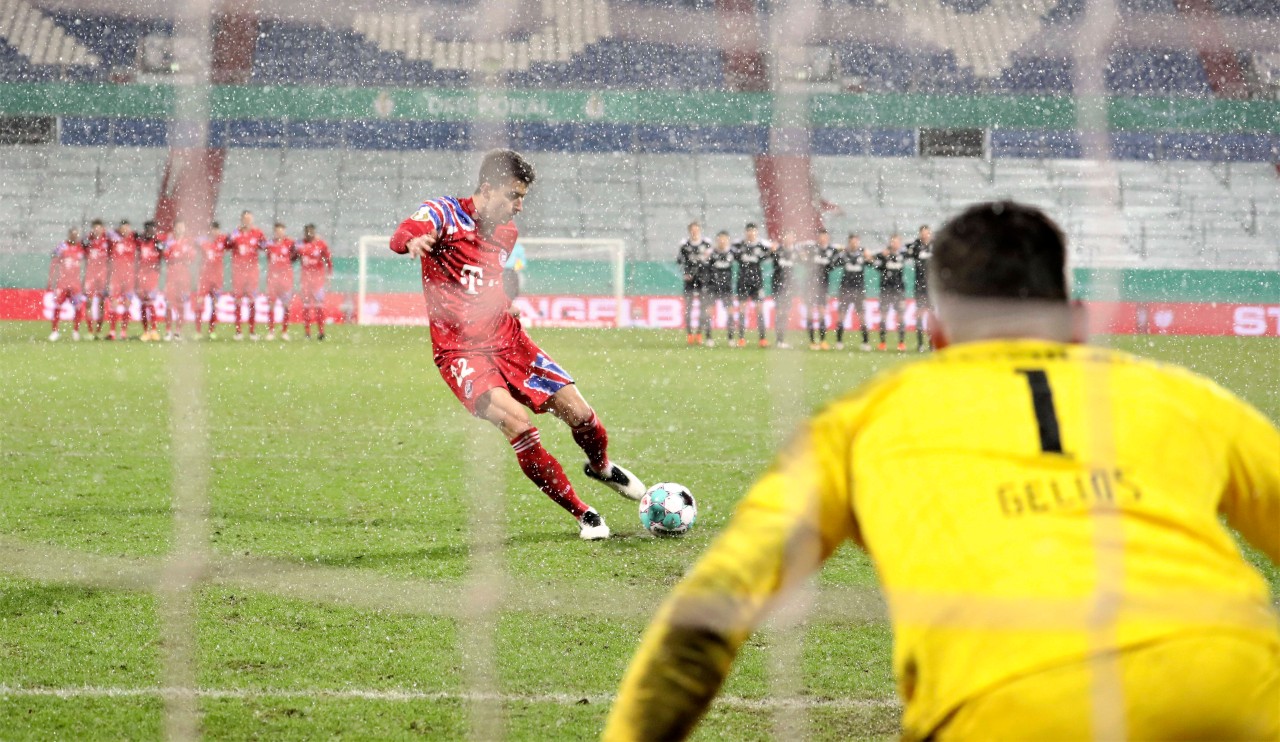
[2,145,1275,271]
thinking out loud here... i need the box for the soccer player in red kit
[296,223,331,341]
[163,221,195,340]
[83,219,111,338]
[226,210,266,340]
[196,221,226,339]
[107,220,138,340]
[390,149,645,540]
[264,222,296,340]
[46,228,85,341]
[135,220,164,342]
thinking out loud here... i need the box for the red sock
[511,428,589,518]
[572,413,610,474]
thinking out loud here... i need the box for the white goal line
[0,685,901,711]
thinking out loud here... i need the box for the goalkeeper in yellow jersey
[605,201,1280,741]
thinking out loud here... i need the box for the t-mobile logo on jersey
[460,264,483,294]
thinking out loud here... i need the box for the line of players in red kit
[46,210,333,342]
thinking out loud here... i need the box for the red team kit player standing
[47,213,332,341]
[390,149,644,539]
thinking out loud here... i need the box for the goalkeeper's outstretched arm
[604,412,862,741]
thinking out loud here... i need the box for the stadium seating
[2,143,1275,272]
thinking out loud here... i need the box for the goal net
[356,235,626,328]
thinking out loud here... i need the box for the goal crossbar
[356,236,627,328]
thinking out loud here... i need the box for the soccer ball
[639,483,697,536]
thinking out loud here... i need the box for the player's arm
[390,201,444,257]
[325,245,334,276]
[1219,394,1280,563]
[46,247,59,290]
[604,409,861,742]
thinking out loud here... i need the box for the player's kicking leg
[474,387,611,540]
[546,384,646,504]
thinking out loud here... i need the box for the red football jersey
[226,227,265,275]
[265,238,295,280]
[84,235,111,288]
[50,241,85,291]
[109,232,138,290]
[390,196,520,355]
[297,239,331,277]
[197,233,226,286]
[165,236,195,292]
[136,236,163,290]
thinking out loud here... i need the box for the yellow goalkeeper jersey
[606,339,1280,740]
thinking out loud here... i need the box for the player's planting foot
[72,331,80,341]
[318,333,326,341]
[877,342,887,351]
[703,339,715,347]
[918,344,928,352]
[265,332,275,341]
[48,330,59,342]
[208,331,217,340]
[819,341,830,351]
[141,333,152,343]
[105,332,115,341]
[281,332,291,341]
[860,343,872,352]
[835,342,845,350]
[233,333,244,341]
[809,343,820,351]
[897,342,907,352]
[249,333,260,342]
[776,341,791,349]
[758,338,769,348]
[578,509,610,540]
[693,333,703,344]
[583,462,646,501]
[735,338,746,348]
[685,333,695,346]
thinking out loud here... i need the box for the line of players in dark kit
[676,221,934,352]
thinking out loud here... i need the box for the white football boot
[578,509,610,540]
[583,462,646,501]
[48,330,59,342]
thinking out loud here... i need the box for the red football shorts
[435,331,575,416]
[136,273,160,296]
[267,275,293,297]
[231,271,258,296]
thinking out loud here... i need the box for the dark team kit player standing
[700,232,735,347]
[805,229,838,350]
[768,231,800,348]
[904,224,933,351]
[390,149,646,540]
[676,222,711,346]
[731,224,770,348]
[874,234,909,351]
[833,233,871,350]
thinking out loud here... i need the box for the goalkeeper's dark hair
[477,149,536,189]
[931,201,1069,302]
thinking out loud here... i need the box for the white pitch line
[0,685,901,711]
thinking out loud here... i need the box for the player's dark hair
[119,219,131,227]
[304,223,315,231]
[274,222,285,230]
[932,201,1069,302]
[717,230,730,237]
[744,222,757,230]
[477,149,536,188]
[241,210,252,218]
[210,220,220,229]
[144,220,156,230]
[818,228,829,235]
[688,221,700,229]
[847,233,859,240]
[91,218,103,228]
[919,224,930,232]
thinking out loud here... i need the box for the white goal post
[357,236,627,328]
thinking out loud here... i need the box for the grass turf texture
[0,322,1276,740]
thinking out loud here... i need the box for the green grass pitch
[0,323,1276,740]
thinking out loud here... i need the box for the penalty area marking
[0,685,901,711]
